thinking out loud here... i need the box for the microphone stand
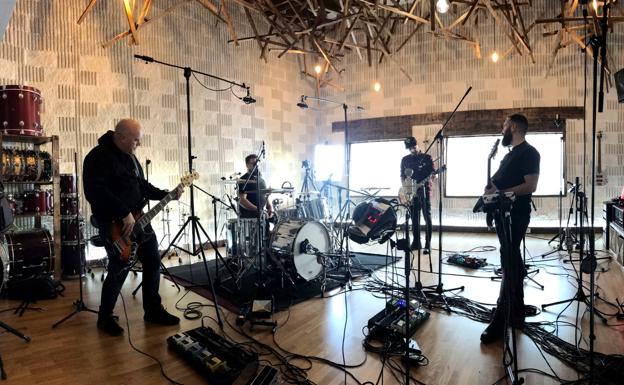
[193,183,238,289]
[133,54,253,329]
[421,87,472,309]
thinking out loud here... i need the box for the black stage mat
[165,252,399,313]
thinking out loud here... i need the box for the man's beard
[502,131,513,147]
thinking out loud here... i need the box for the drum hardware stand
[300,160,317,196]
[192,183,238,290]
[53,153,99,329]
[0,319,31,380]
[490,195,524,385]
[542,133,566,258]
[421,87,471,310]
[134,54,254,329]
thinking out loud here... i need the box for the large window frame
[444,133,566,198]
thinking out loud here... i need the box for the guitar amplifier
[613,204,624,228]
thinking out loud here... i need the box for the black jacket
[83,131,167,224]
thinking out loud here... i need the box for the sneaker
[97,315,124,336]
[410,241,421,250]
[423,248,430,255]
[144,306,180,325]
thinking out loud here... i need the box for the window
[349,141,406,196]
[314,144,344,182]
[445,133,564,197]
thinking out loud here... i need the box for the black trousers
[99,225,162,317]
[410,190,432,249]
[494,209,530,320]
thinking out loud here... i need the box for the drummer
[238,154,273,219]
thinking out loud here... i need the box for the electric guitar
[473,138,500,214]
[108,171,199,263]
[596,131,608,186]
[398,166,446,205]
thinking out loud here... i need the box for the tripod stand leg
[192,219,224,329]
[0,320,31,342]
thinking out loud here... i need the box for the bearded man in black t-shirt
[480,114,540,344]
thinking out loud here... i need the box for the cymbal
[220,179,239,184]
[298,191,321,196]
[361,187,390,190]
[258,188,295,194]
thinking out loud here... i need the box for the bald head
[113,118,142,154]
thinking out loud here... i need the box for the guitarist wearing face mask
[83,119,183,336]
[480,114,540,344]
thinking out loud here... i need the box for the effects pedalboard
[167,326,280,385]
[367,298,430,340]
[447,253,488,269]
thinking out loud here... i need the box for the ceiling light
[436,0,450,14]
[491,51,499,63]
[314,64,322,74]
[373,81,381,92]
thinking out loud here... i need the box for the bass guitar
[398,166,446,205]
[107,171,199,263]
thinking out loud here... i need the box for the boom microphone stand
[421,87,472,309]
[134,54,255,329]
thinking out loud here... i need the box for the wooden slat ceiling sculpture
[77,1,623,89]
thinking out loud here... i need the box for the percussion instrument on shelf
[0,85,44,136]
[61,241,86,279]
[60,196,79,216]
[5,228,54,280]
[268,219,329,281]
[21,189,53,215]
[61,216,85,243]
[1,149,52,182]
[6,194,22,215]
[60,173,77,196]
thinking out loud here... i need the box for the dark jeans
[494,208,530,320]
[410,190,432,249]
[99,225,162,317]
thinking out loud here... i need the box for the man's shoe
[410,241,421,251]
[144,307,180,326]
[423,248,430,255]
[97,315,124,336]
[480,308,504,344]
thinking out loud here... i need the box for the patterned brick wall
[0,0,317,241]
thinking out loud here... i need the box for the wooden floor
[1,232,623,385]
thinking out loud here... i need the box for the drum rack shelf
[0,134,61,279]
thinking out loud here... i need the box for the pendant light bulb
[373,81,381,92]
[436,0,450,14]
[314,64,322,75]
[491,51,499,63]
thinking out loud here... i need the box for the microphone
[297,95,308,109]
[242,90,256,104]
[146,159,151,165]
[134,54,154,63]
[355,106,364,110]
[464,86,473,97]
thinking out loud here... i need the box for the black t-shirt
[491,141,540,213]
[400,152,434,195]
[238,172,267,218]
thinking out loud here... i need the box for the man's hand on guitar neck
[173,186,184,200]
[121,213,136,239]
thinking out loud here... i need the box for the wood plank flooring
[0,232,623,385]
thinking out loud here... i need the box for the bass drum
[269,219,329,281]
[5,229,54,281]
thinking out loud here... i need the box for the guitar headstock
[489,139,500,160]
[180,171,199,187]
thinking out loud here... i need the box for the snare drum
[226,218,263,258]
[21,190,53,215]
[60,174,77,196]
[5,229,54,280]
[299,198,329,220]
[37,151,52,182]
[10,149,24,181]
[61,241,86,279]
[0,85,44,136]
[23,150,39,181]
[269,219,329,281]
